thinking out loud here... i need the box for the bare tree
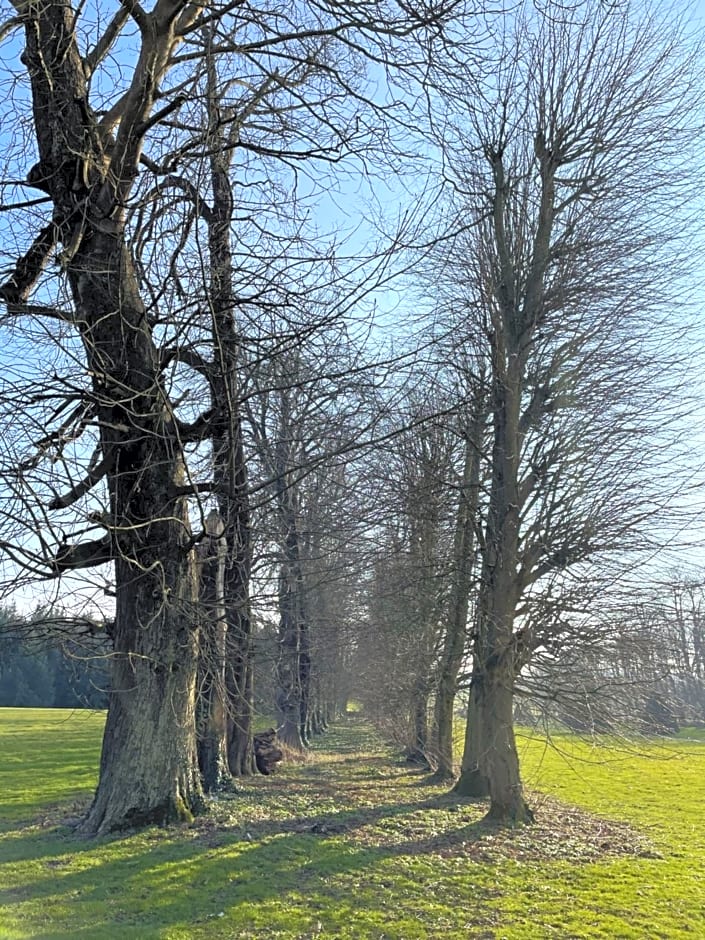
[0,0,469,832]
[427,2,704,822]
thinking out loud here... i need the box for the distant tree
[525,575,705,735]
[0,608,109,708]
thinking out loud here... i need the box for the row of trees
[0,0,702,831]
[0,608,109,708]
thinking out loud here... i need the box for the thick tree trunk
[75,236,206,833]
[81,529,204,835]
[69,236,206,834]
[14,0,206,835]
[73,239,206,832]
[453,670,489,797]
[482,657,534,824]
[455,354,532,822]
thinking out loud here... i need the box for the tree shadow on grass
[0,718,650,939]
[3,802,506,940]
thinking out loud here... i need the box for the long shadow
[1,719,508,937]
[1,796,503,939]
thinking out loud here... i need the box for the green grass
[0,708,703,938]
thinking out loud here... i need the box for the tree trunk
[455,350,532,822]
[219,423,255,777]
[196,513,230,793]
[205,38,256,777]
[453,668,489,797]
[433,398,484,779]
[73,236,206,832]
[433,679,457,779]
[276,553,306,749]
[67,237,206,834]
[299,620,312,746]
[406,678,431,766]
[226,595,256,776]
[273,396,307,752]
[482,656,534,824]
[81,512,204,835]
[16,0,206,835]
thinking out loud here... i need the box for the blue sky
[1,0,705,614]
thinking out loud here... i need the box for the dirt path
[195,717,654,864]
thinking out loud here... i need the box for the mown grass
[0,707,703,939]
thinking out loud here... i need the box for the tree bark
[433,398,484,779]
[74,234,206,834]
[272,390,308,751]
[481,656,534,824]
[407,677,431,767]
[83,547,204,833]
[14,0,206,834]
[196,512,230,793]
[275,528,307,750]
[205,37,256,777]
[453,664,489,797]
[452,138,556,824]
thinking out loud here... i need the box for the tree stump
[253,729,284,775]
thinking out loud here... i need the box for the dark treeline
[0,609,109,710]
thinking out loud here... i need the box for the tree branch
[84,6,131,76]
[118,0,149,33]
[161,345,211,376]
[0,301,74,322]
[156,174,212,223]
[176,409,214,442]
[135,94,187,136]
[0,223,56,305]
[52,536,113,573]
[48,449,114,510]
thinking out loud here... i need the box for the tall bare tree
[428,2,703,822]
[0,0,468,832]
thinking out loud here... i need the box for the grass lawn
[0,708,703,939]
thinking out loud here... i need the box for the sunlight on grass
[0,708,103,828]
[0,708,704,938]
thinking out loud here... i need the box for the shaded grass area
[0,708,703,938]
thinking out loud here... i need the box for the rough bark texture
[13,0,206,834]
[481,658,534,824]
[83,548,203,833]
